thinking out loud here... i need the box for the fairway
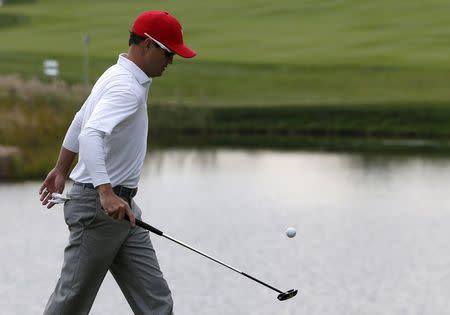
[1,0,450,105]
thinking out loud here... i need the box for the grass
[1,0,449,66]
[0,0,450,105]
[2,0,450,179]
[148,103,450,139]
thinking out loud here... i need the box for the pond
[1,149,450,315]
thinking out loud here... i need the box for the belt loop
[119,186,123,198]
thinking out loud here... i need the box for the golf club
[130,217,298,301]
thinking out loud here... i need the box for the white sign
[43,59,59,77]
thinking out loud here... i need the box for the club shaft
[134,218,284,294]
[241,272,283,294]
[162,234,242,274]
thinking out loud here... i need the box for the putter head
[277,289,298,301]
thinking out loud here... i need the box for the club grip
[134,218,164,236]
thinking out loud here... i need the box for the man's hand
[39,168,66,209]
[97,184,136,226]
[39,147,76,209]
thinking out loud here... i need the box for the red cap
[131,10,196,58]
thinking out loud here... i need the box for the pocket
[63,189,99,229]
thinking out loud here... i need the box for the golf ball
[286,227,296,238]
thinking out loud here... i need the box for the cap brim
[170,44,197,58]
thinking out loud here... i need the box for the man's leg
[44,185,131,315]
[110,201,174,315]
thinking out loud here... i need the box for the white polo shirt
[63,54,152,188]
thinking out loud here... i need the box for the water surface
[1,149,450,315]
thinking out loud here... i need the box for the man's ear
[145,38,153,50]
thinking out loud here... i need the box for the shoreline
[2,79,450,180]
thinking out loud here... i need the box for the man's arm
[75,87,140,225]
[77,127,135,226]
[39,103,85,208]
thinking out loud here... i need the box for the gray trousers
[44,184,174,315]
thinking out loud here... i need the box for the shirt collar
[117,53,152,85]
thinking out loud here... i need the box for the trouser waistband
[73,182,138,200]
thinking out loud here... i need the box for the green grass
[1,0,450,105]
[148,103,450,138]
[3,0,450,179]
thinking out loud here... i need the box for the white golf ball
[286,227,296,238]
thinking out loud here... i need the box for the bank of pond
[2,101,450,180]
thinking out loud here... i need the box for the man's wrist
[96,183,113,196]
[54,165,68,177]
[54,147,77,176]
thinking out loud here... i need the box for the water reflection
[143,149,219,174]
[148,148,450,174]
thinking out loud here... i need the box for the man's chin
[155,69,165,77]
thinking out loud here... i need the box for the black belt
[74,182,138,200]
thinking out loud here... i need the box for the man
[38,10,196,314]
